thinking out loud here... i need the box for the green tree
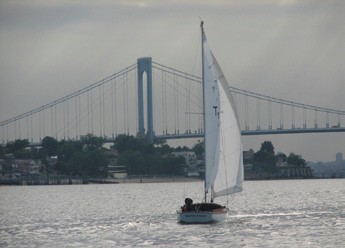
[80,134,105,151]
[6,139,29,154]
[42,136,59,156]
[117,150,184,176]
[13,149,32,159]
[156,144,174,156]
[276,152,287,162]
[117,150,144,175]
[260,141,275,155]
[287,153,306,167]
[174,146,189,152]
[254,141,277,172]
[192,141,204,156]
[56,139,108,177]
[0,144,5,158]
[114,134,154,154]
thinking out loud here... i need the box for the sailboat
[177,22,244,224]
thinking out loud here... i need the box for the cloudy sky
[0,0,344,162]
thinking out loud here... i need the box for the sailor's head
[185,198,193,205]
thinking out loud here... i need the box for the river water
[0,179,344,247]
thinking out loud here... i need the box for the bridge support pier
[137,57,154,142]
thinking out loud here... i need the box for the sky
[0,0,344,162]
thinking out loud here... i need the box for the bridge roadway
[26,127,345,146]
[154,127,345,140]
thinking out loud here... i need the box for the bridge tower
[137,57,154,141]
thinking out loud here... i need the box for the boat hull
[177,208,229,224]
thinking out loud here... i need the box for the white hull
[177,208,228,224]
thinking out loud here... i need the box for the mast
[200,21,207,203]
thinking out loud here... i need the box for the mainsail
[202,31,244,200]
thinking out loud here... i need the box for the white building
[172,151,200,177]
[171,151,197,166]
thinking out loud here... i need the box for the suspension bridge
[1,57,345,145]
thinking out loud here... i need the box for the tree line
[0,135,306,178]
[244,141,307,173]
[0,134,188,178]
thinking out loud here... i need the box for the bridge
[1,57,345,144]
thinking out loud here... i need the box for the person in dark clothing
[181,198,193,212]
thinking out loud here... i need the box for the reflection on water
[0,179,344,247]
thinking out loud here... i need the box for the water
[0,179,344,247]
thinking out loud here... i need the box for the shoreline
[1,176,343,186]
[113,177,203,184]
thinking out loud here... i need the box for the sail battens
[214,186,243,198]
[177,22,243,223]
[203,28,244,200]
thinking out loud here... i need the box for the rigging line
[176,73,179,134]
[185,74,189,133]
[135,69,138,134]
[114,78,118,136]
[314,110,318,128]
[98,87,101,136]
[291,105,295,129]
[90,90,93,136]
[87,91,90,134]
[153,66,202,101]
[42,109,45,139]
[51,107,54,140]
[245,94,249,130]
[79,94,82,137]
[38,112,41,141]
[126,70,129,135]
[54,105,57,139]
[161,69,165,134]
[174,72,177,134]
[268,99,272,130]
[26,116,29,141]
[76,96,79,139]
[153,70,202,111]
[155,61,340,113]
[57,67,137,140]
[111,79,115,138]
[188,74,192,133]
[303,107,307,128]
[67,99,70,139]
[18,118,21,139]
[256,98,260,130]
[152,62,201,80]
[80,68,136,138]
[0,64,137,127]
[280,103,284,129]
[13,121,15,141]
[164,71,167,133]
[63,100,66,139]
[123,73,126,134]
[231,86,345,115]
[102,84,106,137]
[154,64,345,115]
[5,123,8,143]
[219,111,229,203]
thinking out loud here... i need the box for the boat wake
[228,211,333,219]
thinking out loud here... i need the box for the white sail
[203,32,244,199]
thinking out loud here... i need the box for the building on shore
[171,151,201,177]
[309,152,345,178]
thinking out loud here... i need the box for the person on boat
[181,198,193,212]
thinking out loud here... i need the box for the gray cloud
[0,0,344,161]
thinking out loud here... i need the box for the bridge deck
[154,127,345,140]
